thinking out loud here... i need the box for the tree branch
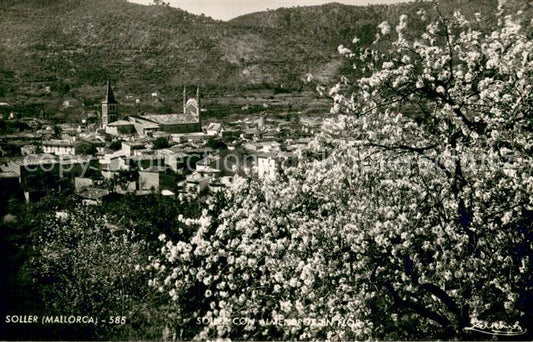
[384,281,454,330]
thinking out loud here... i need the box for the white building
[256,152,297,181]
[256,153,279,180]
[42,140,88,156]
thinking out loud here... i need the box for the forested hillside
[0,0,500,112]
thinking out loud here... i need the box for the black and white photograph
[0,0,531,340]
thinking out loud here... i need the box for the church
[101,81,118,127]
[102,82,202,136]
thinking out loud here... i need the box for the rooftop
[161,189,175,196]
[139,113,198,125]
[122,141,145,148]
[78,188,110,200]
[186,176,209,184]
[205,122,222,131]
[108,120,133,126]
[140,166,167,173]
[198,167,222,174]
[132,120,160,130]
[257,151,296,159]
[4,154,58,166]
[197,155,221,166]
[171,132,207,138]
[43,140,74,147]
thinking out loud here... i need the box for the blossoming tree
[150,2,532,340]
[327,1,532,337]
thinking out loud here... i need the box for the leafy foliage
[1,191,203,340]
[30,205,156,339]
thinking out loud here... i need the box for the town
[2,0,531,340]
[0,82,328,204]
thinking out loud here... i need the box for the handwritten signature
[464,320,526,336]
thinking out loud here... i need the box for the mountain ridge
[0,0,502,117]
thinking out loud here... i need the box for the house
[75,179,110,205]
[242,142,256,151]
[99,157,137,193]
[129,118,160,136]
[196,153,236,177]
[152,131,171,139]
[138,166,166,191]
[85,110,98,118]
[257,140,281,153]
[262,131,281,139]
[207,174,235,193]
[256,117,265,129]
[222,129,241,140]
[196,155,222,172]
[74,177,94,191]
[180,173,209,194]
[100,156,128,179]
[105,120,136,136]
[0,155,53,178]
[180,147,213,172]
[171,132,208,144]
[129,155,165,170]
[156,147,188,173]
[227,142,238,151]
[1,154,96,202]
[77,188,110,205]
[241,128,261,141]
[220,175,234,187]
[80,136,106,153]
[203,122,223,136]
[60,125,80,140]
[256,152,297,181]
[197,166,222,180]
[42,140,91,156]
[257,153,278,180]
[37,126,54,139]
[121,141,145,156]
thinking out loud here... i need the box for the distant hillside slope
[0,0,504,110]
[0,0,224,99]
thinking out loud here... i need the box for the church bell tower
[102,81,118,127]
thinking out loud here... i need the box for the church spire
[104,81,117,104]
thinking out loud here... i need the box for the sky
[128,0,411,21]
